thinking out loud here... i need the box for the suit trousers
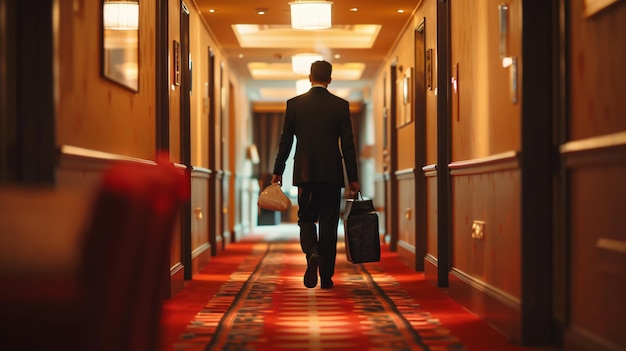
[297,183,341,281]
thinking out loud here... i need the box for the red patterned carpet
[161,225,558,351]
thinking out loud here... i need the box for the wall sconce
[103,0,139,31]
[246,144,260,164]
[291,53,323,74]
[498,3,517,104]
[289,0,333,30]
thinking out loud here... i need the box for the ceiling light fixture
[103,1,139,30]
[289,0,333,30]
[291,53,323,75]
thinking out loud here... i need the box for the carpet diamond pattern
[173,242,465,351]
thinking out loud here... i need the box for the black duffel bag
[342,193,380,263]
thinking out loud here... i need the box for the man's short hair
[310,60,332,82]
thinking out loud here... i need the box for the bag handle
[350,191,368,201]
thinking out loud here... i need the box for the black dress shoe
[304,254,320,288]
[320,279,334,289]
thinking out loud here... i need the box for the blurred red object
[0,155,187,351]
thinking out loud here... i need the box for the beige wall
[423,2,438,166]
[56,0,156,160]
[390,17,416,171]
[450,0,521,161]
[372,2,437,174]
[169,0,181,163]
[189,4,213,168]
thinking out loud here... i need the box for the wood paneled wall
[373,0,527,342]
[448,153,522,340]
[56,146,186,297]
[447,0,524,341]
[52,0,240,295]
[190,169,212,275]
[396,169,417,269]
[562,2,626,350]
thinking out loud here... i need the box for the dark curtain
[252,112,284,189]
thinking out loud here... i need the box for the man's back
[278,87,356,186]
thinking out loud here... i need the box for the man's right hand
[271,174,282,185]
[349,181,361,198]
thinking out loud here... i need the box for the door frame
[519,0,557,344]
[413,19,427,271]
[180,1,192,279]
[436,0,452,287]
[1,0,55,185]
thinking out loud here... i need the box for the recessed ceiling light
[238,54,244,59]
[397,9,405,13]
[256,8,268,15]
[209,9,215,13]
[290,0,332,30]
[334,54,341,59]
[350,8,358,12]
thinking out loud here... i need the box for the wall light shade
[104,1,139,30]
[291,53,323,75]
[289,0,332,30]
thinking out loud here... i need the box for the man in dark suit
[272,60,360,289]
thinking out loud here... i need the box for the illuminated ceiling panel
[233,24,381,48]
[248,62,365,80]
[258,87,352,100]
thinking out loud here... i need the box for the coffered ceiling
[193,0,420,104]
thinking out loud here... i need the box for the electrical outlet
[472,220,486,240]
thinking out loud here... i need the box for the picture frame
[101,0,140,92]
[173,40,181,86]
[397,67,413,127]
[426,49,433,91]
[403,68,411,105]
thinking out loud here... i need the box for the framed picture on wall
[426,49,433,91]
[400,67,413,126]
[173,40,181,86]
[584,0,622,17]
[102,0,140,92]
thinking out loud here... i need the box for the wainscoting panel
[561,133,626,351]
[448,151,522,341]
[191,169,212,276]
[374,174,387,241]
[57,145,186,297]
[210,171,224,256]
[423,165,438,284]
[396,169,417,269]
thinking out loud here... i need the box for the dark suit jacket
[273,86,358,187]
